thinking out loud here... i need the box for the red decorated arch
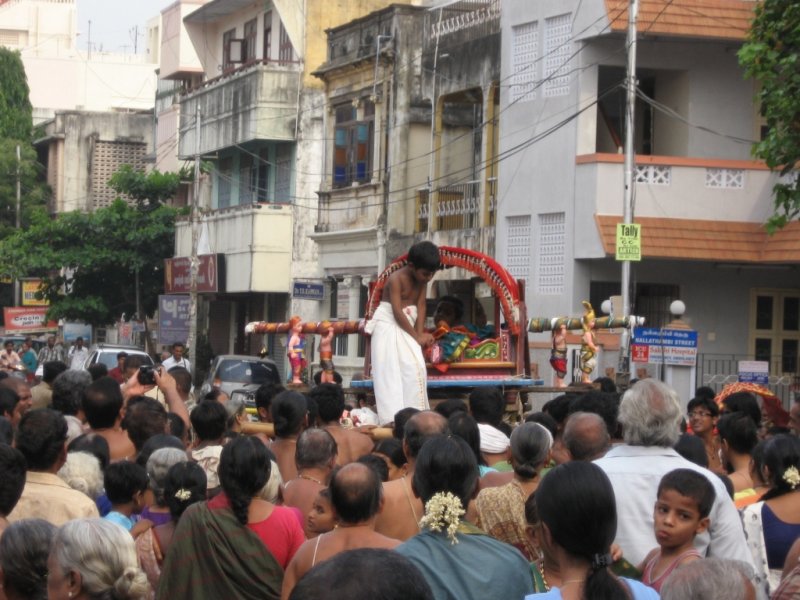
[366,246,523,335]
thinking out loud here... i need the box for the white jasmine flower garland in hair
[419,491,465,544]
[783,466,800,490]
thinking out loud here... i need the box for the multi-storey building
[498,0,799,398]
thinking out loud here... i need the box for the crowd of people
[0,341,799,600]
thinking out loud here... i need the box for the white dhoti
[365,302,429,425]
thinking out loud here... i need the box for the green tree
[108,164,185,210]
[739,0,800,232]
[0,201,179,326]
[0,48,47,240]
[0,48,32,141]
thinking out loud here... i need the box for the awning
[603,0,754,41]
[595,215,800,263]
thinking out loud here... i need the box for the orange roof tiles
[604,0,756,41]
[595,215,800,263]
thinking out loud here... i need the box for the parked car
[83,344,154,371]
[199,354,280,402]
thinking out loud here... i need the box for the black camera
[137,365,156,386]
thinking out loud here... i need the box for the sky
[77,0,169,54]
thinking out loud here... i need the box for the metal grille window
[332,99,374,188]
[217,157,232,208]
[239,154,256,204]
[511,21,538,103]
[537,212,565,295]
[279,22,294,63]
[544,13,572,97]
[506,215,531,281]
[274,145,292,203]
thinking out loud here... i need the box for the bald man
[562,411,610,462]
[374,410,449,541]
[281,462,399,599]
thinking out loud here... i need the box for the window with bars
[544,13,572,97]
[505,215,532,282]
[332,100,374,188]
[511,21,538,103]
[537,212,565,295]
[243,18,257,63]
[217,157,232,208]
[279,22,294,63]
[263,11,272,61]
[274,144,292,203]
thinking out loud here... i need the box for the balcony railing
[178,61,300,156]
[416,178,496,232]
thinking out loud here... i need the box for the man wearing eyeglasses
[686,395,724,474]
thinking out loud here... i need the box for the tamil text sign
[631,327,698,366]
[164,254,225,294]
[738,361,769,385]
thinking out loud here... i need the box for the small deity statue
[580,301,598,383]
[318,327,336,384]
[287,316,306,384]
[550,322,568,387]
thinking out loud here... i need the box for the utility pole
[88,20,92,59]
[14,145,20,307]
[618,0,638,381]
[187,105,201,376]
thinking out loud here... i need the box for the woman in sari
[157,436,305,600]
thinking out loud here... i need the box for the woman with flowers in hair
[525,461,657,600]
[135,461,206,594]
[741,434,800,596]
[396,435,534,600]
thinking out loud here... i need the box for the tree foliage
[108,164,185,210]
[0,48,32,142]
[0,140,49,238]
[739,0,800,232]
[0,201,179,326]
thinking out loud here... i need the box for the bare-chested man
[308,384,373,465]
[364,241,439,424]
[281,462,399,599]
[374,410,449,541]
[281,428,337,536]
[270,390,309,482]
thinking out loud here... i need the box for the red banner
[164,254,225,294]
[3,307,58,333]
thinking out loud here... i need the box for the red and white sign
[3,307,58,333]
[164,254,225,294]
[631,344,649,363]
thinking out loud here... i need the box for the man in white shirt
[161,341,191,373]
[68,337,89,370]
[593,378,752,567]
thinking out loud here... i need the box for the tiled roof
[603,0,756,41]
[595,215,800,263]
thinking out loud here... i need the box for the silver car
[199,354,280,401]
[83,344,154,371]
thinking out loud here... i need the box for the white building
[497,0,800,402]
[0,0,157,124]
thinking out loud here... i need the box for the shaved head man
[562,411,610,461]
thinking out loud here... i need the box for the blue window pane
[355,161,367,180]
[334,166,347,184]
[335,128,347,146]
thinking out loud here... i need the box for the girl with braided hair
[157,437,304,600]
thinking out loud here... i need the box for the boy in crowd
[639,468,715,593]
[103,460,148,533]
[365,241,438,425]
